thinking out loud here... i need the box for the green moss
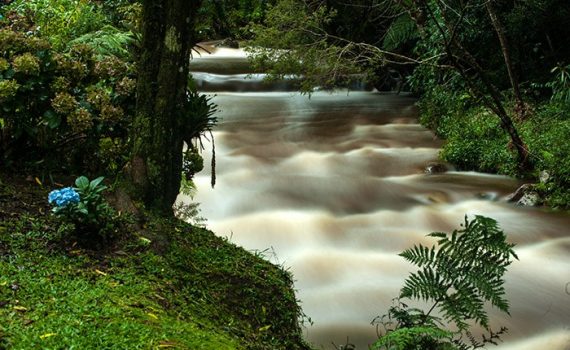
[164,26,181,53]
[0,180,311,349]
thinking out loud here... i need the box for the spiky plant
[373,215,518,350]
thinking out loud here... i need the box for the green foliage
[67,25,136,60]
[419,85,570,208]
[0,26,135,174]
[50,176,118,238]
[418,87,518,175]
[4,0,108,50]
[197,0,275,40]
[180,91,219,188]
[546,64,570,103]
[382,15,418,51]
[520,102,570,208]
[374,324,453,350]
[248,0,368,91]
[373,216,517,350]
[400,216,517,329]
[0,184,311,349]
[182,147,204,181]
[173,201,206,227]
[0,223,241,349]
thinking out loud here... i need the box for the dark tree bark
[131,0,202,215]
[485,0,526,120]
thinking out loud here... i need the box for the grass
[0,173,311,350]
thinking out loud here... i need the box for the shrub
[0,27,135,174]
[48,176,118,238]
[418,88,518,175]
[521,102,570,208]
[4,0,108,50]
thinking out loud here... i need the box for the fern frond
[67,25,136,59]
[399,244,435,267]
[372,326,453,350]
[382,15,419,51]
[398,216,517,334]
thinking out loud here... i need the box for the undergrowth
[418,87,570,209]
[0,174,311,350]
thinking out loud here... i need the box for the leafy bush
[373,216,517,349]
[520,102,570,208]
[546,64,570,103]
[48,176,118,237]
[418,87,518,175]
[4,0,108,50]
[197,0,274,40]
[419,84,570,208]
[67,25,136,60]
[0,27,135,174]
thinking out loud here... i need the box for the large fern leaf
[382,15,419,51]
[399,215,518,331]
[67,25,136,60]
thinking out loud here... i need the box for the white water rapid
[179,45,570,349]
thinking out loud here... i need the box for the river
[179,45,570,349]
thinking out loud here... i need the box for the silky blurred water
[180,45,570,349]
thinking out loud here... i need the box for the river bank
[0,171,311,349]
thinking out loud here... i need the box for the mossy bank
[0,174,311,350]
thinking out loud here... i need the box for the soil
[0,171,51,222]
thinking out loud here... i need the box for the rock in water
[424,162,448,175]
[505,183,542,206]
[517,191,541,207]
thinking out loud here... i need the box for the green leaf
[89,176,105,190]
[75,176,89,189]
[43,110,61,129]
[398,216,517,333]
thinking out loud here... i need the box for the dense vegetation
[247,0,570,209]
[0,1,310,348]
[0,0,558,348]
[0,175,310,349]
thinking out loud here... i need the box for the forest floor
[0,172,310,350]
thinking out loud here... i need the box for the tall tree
[485,0,525,120]
[403,0,532,171]
[130,0,202,215]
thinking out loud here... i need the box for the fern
[373,326,453,350]
[382,15,419,51]
[399,215,517,331]
[373,216,517,349]
[67,25,136,59]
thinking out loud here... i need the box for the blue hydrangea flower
[48,187,80,207]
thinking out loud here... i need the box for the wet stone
[424,162,448,175]
[517,191,541,207]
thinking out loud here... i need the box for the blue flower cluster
[48,187,80,207]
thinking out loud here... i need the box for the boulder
[517,191,541,207]
[215,38,239,49]
[424,162,448,175]
[504,183,533,202]
[505,183,542,207]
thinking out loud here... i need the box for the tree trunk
[409,0,532,172]
[131,0,201,215]
[485,0,526,120]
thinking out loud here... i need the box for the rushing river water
[180,45,570,349]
